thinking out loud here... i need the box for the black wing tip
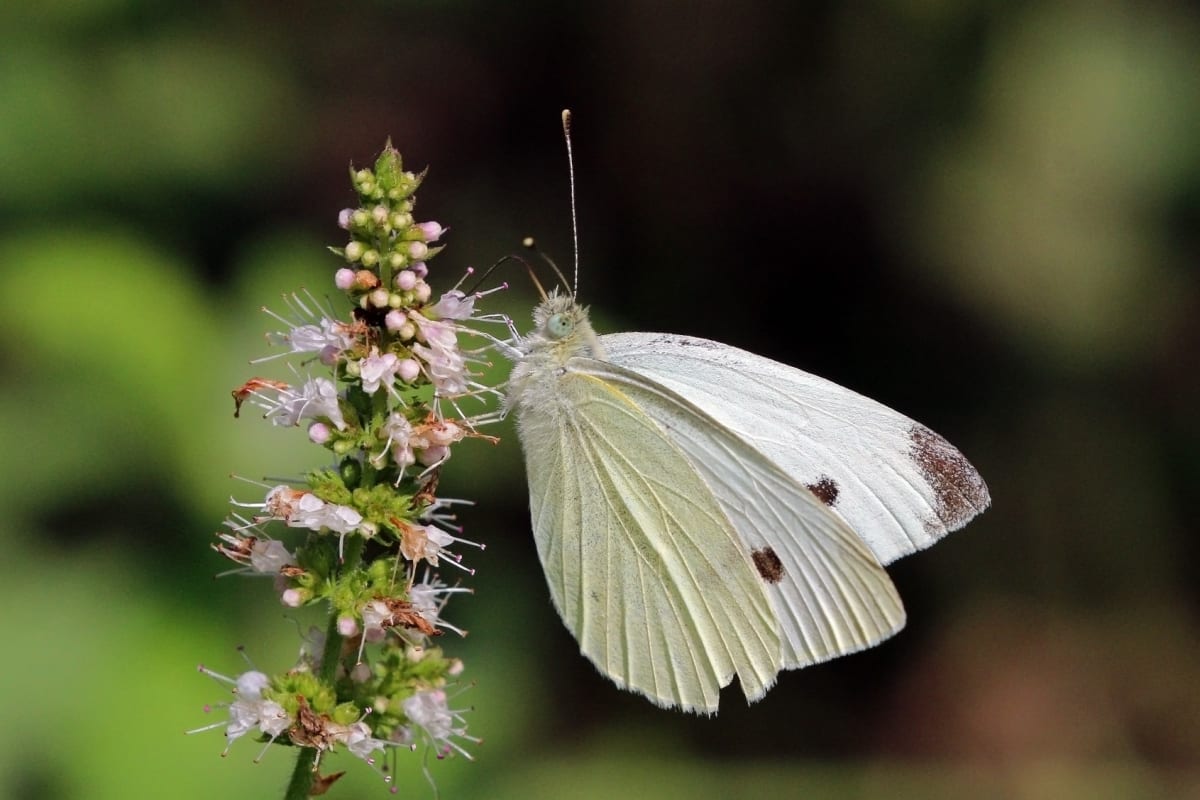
[909,423,991,531]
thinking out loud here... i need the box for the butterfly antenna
[527,264,549,302]
[561,108,580,296]
[522,237,569,295]
[517,243,550,301]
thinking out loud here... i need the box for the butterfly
[502,287,990,713]
[499,111,989,713]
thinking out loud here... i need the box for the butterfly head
[527,289,605,361]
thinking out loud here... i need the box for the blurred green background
[2,1,1198,798]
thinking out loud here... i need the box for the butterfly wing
[516,353,905,711]
[601,333,991,566]
[516,365,782,713]
[574,358,906,676]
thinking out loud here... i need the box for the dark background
[1,1,1198,798]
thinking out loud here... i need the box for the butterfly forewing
[517,366,782,712]
[601,333,991,566]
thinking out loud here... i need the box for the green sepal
[374,142,403,194]
[352,482,418,531]
[268,671,342,716]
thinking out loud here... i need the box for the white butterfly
[502,288,990,714]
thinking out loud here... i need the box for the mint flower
[197,142,492,798]
[402,688,478,760]
[252,376,348,431]
[359,347,403,396]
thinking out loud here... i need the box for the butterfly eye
[546,313,574,339]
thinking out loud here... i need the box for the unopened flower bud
[413,281,432,304]
[334,268,356,290]
[416,221,443,242]
[369,288,390,308]
[396,270,417,291]
[308,422,331,444]
[337,209,353,229]
[344,241,364,262]
[384,309,407,332]
[397,358,420,382]
[408,241,429,261]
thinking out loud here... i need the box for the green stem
[282,535,366,800]
[283,743,318,800]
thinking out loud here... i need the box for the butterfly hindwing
[517,364,782,712]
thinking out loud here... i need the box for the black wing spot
[751,547,785,584]
[805,476,840,507]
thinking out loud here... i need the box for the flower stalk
[194,142,491,796]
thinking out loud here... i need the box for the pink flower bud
[308,422,331,444]
[398,358,420,382]
[384,309,407,332]
[334,268,356,290]
[396,270,416,290]
[416,221,444,242]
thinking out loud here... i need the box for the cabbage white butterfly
[502,112,990,713]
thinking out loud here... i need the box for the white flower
[260,293,357,363]
[410,314,468,397]
[263,377,347,431]
[379,412,416,470]
[399,523,456,568]
[360,347,401,395]
[409,577,471,637]
[428,290,476,321]
[402,688,476,759]
[191,667,291,755]
[249,539,292,573]
[213,520,294,576]
[360,599,392,643]
[259,487,363,535]
[269,318,356,357]
[290,492,363,534]
[339,720,389,761]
